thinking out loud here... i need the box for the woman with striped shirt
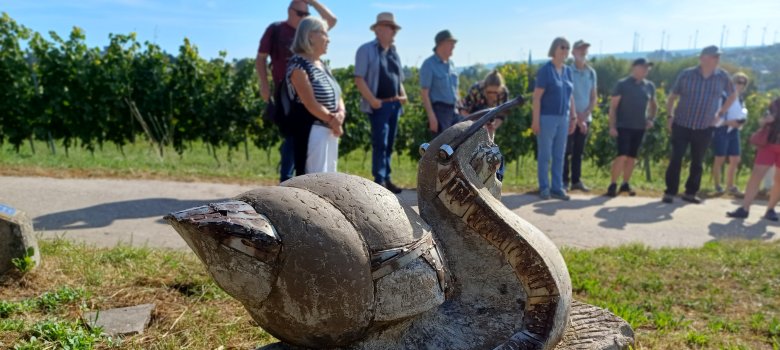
[286,16,345,174]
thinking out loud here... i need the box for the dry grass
[0,238,274,349]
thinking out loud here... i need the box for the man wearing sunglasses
[256,0,337,183]
[355,13,407,194]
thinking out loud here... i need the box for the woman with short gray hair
[285,16,345,174]
[531,37,577,200]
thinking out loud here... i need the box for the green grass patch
[1,239,778,349]
[0,139,755,196]
[563,241,780,349]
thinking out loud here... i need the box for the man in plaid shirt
[662,45,737,204]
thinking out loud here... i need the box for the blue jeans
[432,102,458,137]
[497,158,505,182]
[279,136,295,182]
[536,115,569,194]
[370,101,402,183]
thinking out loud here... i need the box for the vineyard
[2,12,779,185]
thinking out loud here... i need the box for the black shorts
[616,128,645,158]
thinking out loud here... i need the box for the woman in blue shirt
[532,37,577,200]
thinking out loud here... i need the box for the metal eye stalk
[419,143,430,156]
[438,144,454,162]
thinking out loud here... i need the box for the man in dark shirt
[354,13,407,194]
[256,0,337,182]
[607,58,658,197]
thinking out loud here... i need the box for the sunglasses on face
[736,80,747,85]
[559,45,570,50]
[291,9,310,17]
[381,24,399,32]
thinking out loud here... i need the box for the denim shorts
[711,126,741,157]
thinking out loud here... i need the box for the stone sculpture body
[167,97,634,349]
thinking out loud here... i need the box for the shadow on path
[531,195,612,216]
[34,198,222,230]
[594,201,678,230]
[708,219,776,241]
[501,193,540,210]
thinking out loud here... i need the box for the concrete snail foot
[256,301,634,350]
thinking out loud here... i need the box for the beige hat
[370,12,401,31]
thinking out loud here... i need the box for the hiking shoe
[383,181,403,194]
[551,190,571,201]
[571,182,590,192]
[681,193,703,204]
[728,186,743,197]
[662,194,674,204]
[539,190,551,200]
[619,182,636,196]
[714,184,725,194]
[727,207,749,219]
[764,209,779,222]
[607,183,617,197]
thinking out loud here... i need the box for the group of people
[530,38,751,204]
[257,1,780,221]
[256,1,510,194]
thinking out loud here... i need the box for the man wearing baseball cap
[565,39,598,192]
[420,30,460,136]
[354,12,407,194]
[607,58,657,197]
[663,45,738,204]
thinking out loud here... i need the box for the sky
[4,0,780,68]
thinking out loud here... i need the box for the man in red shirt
[256,0,337,182]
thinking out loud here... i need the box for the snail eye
[438,144,454,162]
[419,143,430,156]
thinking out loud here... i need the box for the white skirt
[306,124,339,173]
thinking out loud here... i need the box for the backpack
[262,23,292,127]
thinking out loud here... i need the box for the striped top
[285,55,341,113]
[671,66,735,130]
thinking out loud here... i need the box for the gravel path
[1,175,777,249]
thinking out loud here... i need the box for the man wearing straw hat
[355,12,407,194]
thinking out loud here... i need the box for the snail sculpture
[166,97,634,349]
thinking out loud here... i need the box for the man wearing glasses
[256,0,337,183]
[354,13,407,194]
[662,45,737,204]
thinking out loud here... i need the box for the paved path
[1,176,777,249]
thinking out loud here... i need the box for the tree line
[2,13,778,178]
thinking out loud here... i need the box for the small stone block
[0,203,40,275]
[83,303,155,336]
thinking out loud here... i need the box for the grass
[0,139,759,197]
[565,241,780,349]
[0,238,274,349]
[1,239,778,349]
